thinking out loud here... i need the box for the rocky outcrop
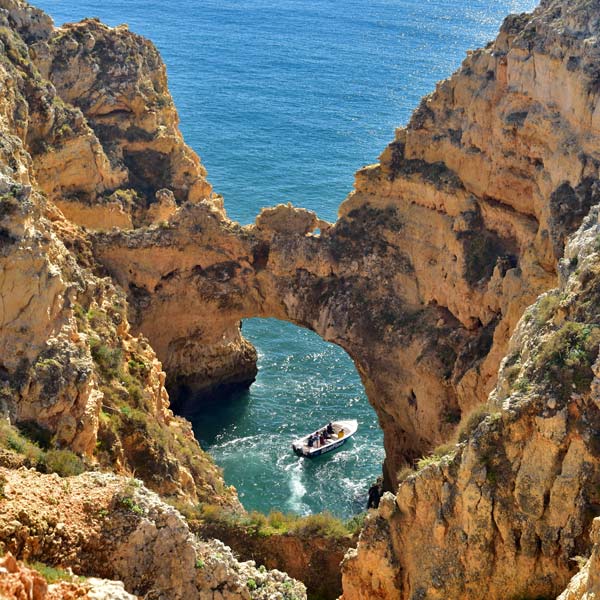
[558,518,600,600]
[0,552,137,600]
[339,204,600,599]
[0,467,306,600]
[0,0,238,508]
[4,0,600,597]
[197,520,355,600]
[27,11,213,226]
[7,0,595,498]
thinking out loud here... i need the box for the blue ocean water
[36,0,536,518]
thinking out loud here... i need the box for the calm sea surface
[37,0,536,518]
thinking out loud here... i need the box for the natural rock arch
[92,195,530,486]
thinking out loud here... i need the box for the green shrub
[0,419,44,465]
[29,561,77,584]
[345,512,367,534]
[89,338,123,379]
[120,496,144,516]
[416,443,456,470]
[456,404,492,443]
[291,511,349,538]
[247,579,257,591]
[396,466,415,483]
[267,510,291,531]
[534,321,600,395]
[535,293,560,326]
[44,449,85,477]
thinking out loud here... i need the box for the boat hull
[292,419,358,458]
[293,436,348,457]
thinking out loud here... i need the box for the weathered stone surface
[89,0,600,487]
[197,520,356,600]
[0,468,306,600]
[558,518,600,600]
[0,551,138,599]
[5,0,600,598]
[0,0,238,508]
[340,205,600,599]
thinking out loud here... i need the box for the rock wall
[0,552,137,600]
[0,0,238,508]
[558,518,600,600]
[6,0,597,495]
[340,204,600,599]
[198,521,355,600]
[89,0,600,487]
[3,0,600,597]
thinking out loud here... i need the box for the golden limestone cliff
[3,0,600,597]
[341,202,600,599]
[0,0,240,509]
[0,468,306,599]
[91,0,600,491]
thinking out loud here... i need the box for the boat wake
[285,461,309,514]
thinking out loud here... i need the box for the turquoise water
[179,319,379,517]
[36,0,536,518]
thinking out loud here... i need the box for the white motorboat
[292,419,358,458]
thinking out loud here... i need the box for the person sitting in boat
[307,434,315,448]
[326,422,334,436]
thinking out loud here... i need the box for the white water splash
[285,461,309,514]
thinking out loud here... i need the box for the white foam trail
[286,461,308,513]
[213,435,261,450]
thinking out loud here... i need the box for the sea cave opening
[178,317,385,520]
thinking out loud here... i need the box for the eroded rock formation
[85,0,600,489]
[0,0,238,508]
[340,203,600,599]
[558,518,600,600]
[198,519,355,600]
[3,0,600,597]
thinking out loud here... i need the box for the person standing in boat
[326,422,334,436]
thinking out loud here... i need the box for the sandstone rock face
[558,518,600,600]
[198,520,356,600]
[0,552,137,600]
[4,0,600,597]
[90,0,600,487]
[6,0,214,231]
[0,468,306,600]
[340,205,600,599]
[0,0,238,508]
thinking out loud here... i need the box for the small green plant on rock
[534,321,600,396]
[396,466,416,483]
[29,561,81,584]
[456,403,495,443]
[416,443,456,470]
[535,293,561,326]
[120,495,144,516]
[247,579,258,591]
